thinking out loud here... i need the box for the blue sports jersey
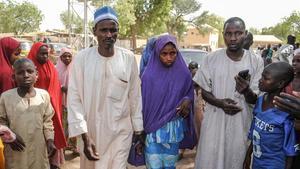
[248,96,299,169]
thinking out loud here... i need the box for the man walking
[67,6,144,169]
[194,17,264,169]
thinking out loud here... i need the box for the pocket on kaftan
[107,76,128,102]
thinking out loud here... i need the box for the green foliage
[0,1,43,35]
[114,0,172,41]
[248,27,261,35]
[60,10,84,34]
[76,0,112,7]
[194,12,225,46]
[166,0,201,39]
[114,0,136,37]
[132,0,172,36]
[261,11,300,42]
[172,0,200,16]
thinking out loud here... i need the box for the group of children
[0,39,74,169]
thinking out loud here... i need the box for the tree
[114,0,136,37]
[166,0,201,39]
[0,1,43,35]
[248,27,261,35]
[77,0,113,7]
[194,12,225,46]
[284,11,300,40]
[115,0,172,49]
[261,11,300,42]
[60,10,84,34]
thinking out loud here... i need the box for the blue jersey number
[253,130,262,158]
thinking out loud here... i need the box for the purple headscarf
[141,35,196,148]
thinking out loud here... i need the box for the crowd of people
[1,5,300,169]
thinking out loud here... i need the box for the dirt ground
[61,149,196,169]
[61,54,196,169]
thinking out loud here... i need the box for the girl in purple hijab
[141,35,196,168]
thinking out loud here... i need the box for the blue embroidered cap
[94,6,118,25]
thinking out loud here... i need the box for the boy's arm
[43,93,56,157]
[235,55,264,104]
[285,156,293,169]
[0,95,8,126]
[295,120,300,131]
[43,93,54,141]
[283,119,298,169]
[243,142,253,169]
[0,94,26,151]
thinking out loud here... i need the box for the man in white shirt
[67,6,144,169]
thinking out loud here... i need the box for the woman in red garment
[27,42,67,169]
[0,37,21,169]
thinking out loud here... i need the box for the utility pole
[68,0,71,45]
[84,0,89,48]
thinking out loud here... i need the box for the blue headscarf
[141,35,196,148]
[139,37,157,76]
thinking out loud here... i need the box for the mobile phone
[238,69,249,80]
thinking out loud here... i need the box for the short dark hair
[264,62,294,87]
[223,17,246,30]
[13,58,36,70]
[188,61,198,69]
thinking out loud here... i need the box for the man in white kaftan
[193,17,264,169]
[67,6,143,169]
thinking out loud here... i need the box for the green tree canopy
[194,12,224,46]
[60,10,84,34]
[261,11,300,42]
[166,0,201,39]
[115,0,172,49]
[0,1,43,35]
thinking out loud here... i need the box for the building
[179,24,219,51]
[252,35,282,48]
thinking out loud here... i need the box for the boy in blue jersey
[244,62,299,169]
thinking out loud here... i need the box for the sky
[16,0,300,31]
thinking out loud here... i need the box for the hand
[46,139,57,158]
[8,133,26,152]
[176,99,191,118]
[235,75,250,94]
[61,86,68,93]
[243,157,251,169]
[133,131,146,155]
[220,98,242,115]
[82,133,100,161]
[274,92,300,119]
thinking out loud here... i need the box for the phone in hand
[238,69,249,80]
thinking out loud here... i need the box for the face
[258,69,281,92]
[93,20,118,49]
[223,21,246,52]
[14,62,37,88]
[243,35,253,50]
[292,54,300,74]
[60,52,72,66]
[190,68,198,77]
[159,43,177,67]
[10,45,21,65]
[36,46,49,64]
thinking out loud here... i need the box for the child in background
[188,61,204,140]
[283,52,300,169]
[244,62,299,169]
[28,42,66,169]
[55,48,78,155]
[0,58,56,169]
